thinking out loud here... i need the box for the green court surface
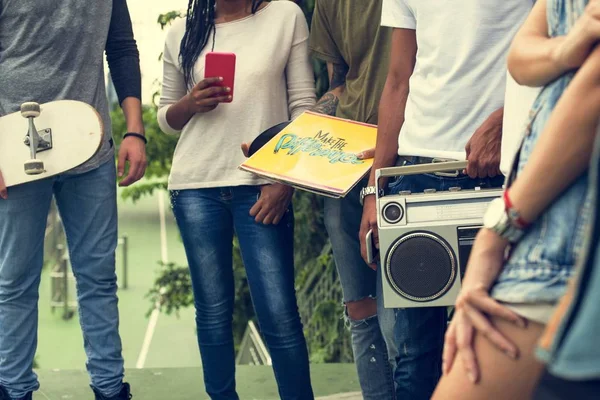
[32,365,360,399]
[36,188,200,371]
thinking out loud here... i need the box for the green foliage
[306,300,345,363]
[146,261,194,317]
[157,11,184,30]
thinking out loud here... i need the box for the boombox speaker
[371,161,502,308]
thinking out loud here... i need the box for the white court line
[135,190,169,369]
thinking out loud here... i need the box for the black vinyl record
[248,121,291,156]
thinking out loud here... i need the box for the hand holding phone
[185,78,232,114]
[204,52,236,103]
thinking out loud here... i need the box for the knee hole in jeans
[345,297,378,321]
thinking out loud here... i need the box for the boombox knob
[399,190,412,196]
[449,187,462,192]
[424,189,437,194]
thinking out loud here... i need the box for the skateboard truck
[21,102,52,175]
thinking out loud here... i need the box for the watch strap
[360,186,377,206]
[503,190,529,228]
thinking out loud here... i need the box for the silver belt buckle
[432,158,460,178]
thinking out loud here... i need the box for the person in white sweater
[157,0,316,398]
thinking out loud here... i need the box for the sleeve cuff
[381,14,416,29]
[157,105,181,135]
[309,47,344,65]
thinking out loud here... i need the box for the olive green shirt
[309,0,392,125]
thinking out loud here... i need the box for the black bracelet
[123,132,147,144]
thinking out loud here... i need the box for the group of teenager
[0,0,599,399]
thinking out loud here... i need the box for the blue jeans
[170,186,313,400]
[0,160,124,399]
[323,182,396,400]
[388,163,504,399]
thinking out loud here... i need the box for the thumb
[465,140,472,159]
[117,147,127,177]
[241,143,250,158]
[464,141,472,174]
[357,147,375,160]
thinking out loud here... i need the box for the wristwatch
[483,194,528,243]
[360,186,377,206]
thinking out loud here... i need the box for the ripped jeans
[324,181,397,400]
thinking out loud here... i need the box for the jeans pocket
[387,175,405,193]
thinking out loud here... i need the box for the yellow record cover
[239,111,377,198]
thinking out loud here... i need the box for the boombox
[370,161,503,309]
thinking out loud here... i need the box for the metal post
[51,244,65,315]
[122,235,128,290]
[61,252,69,320]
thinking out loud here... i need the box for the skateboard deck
[0,100,103,188]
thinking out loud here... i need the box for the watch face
[483,198,505,229]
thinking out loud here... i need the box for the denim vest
[490,0,592,304]
[536,128,600,380]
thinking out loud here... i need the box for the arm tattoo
[311,62,348,116]
[312,93,340,116]
[330,62,349,90]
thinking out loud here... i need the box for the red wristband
[503,190,530,229]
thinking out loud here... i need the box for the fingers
[465,288,527,328]
[193,77,223,91]
[356,148,375,160]
[262,210,275,225]
[442,322,458,375]
[128,156,147,185]
[196,85,229,98]
[119,158,139,187]
[250,193,269,224]
[372,224,379,249]
[272,211,285,225]
[117,146,127,178]
[241,143,250,158]
[462,302,519,360]
[466,157,501,179]
[359,221,378,270]
[359,224,369,265]
[189,83,231,112]
[0,170,6,199]
[118,141,147,187]
[456,314,480,383]
[249,198,262,218]
[254,205,271,224]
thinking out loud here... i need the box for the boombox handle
[375,161,468,198]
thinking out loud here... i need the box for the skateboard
[0,100,103,187]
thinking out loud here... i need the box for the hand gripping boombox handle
[367,161,468,265]
[374,160,468,198]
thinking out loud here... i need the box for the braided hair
[179,0,265,89]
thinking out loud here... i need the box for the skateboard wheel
[24,159,45,175]
[20,102,41,118]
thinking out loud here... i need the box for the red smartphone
[204,52,236,103]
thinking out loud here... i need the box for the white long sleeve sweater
[157,1,316,190]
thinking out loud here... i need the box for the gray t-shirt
[0,0,136,173]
